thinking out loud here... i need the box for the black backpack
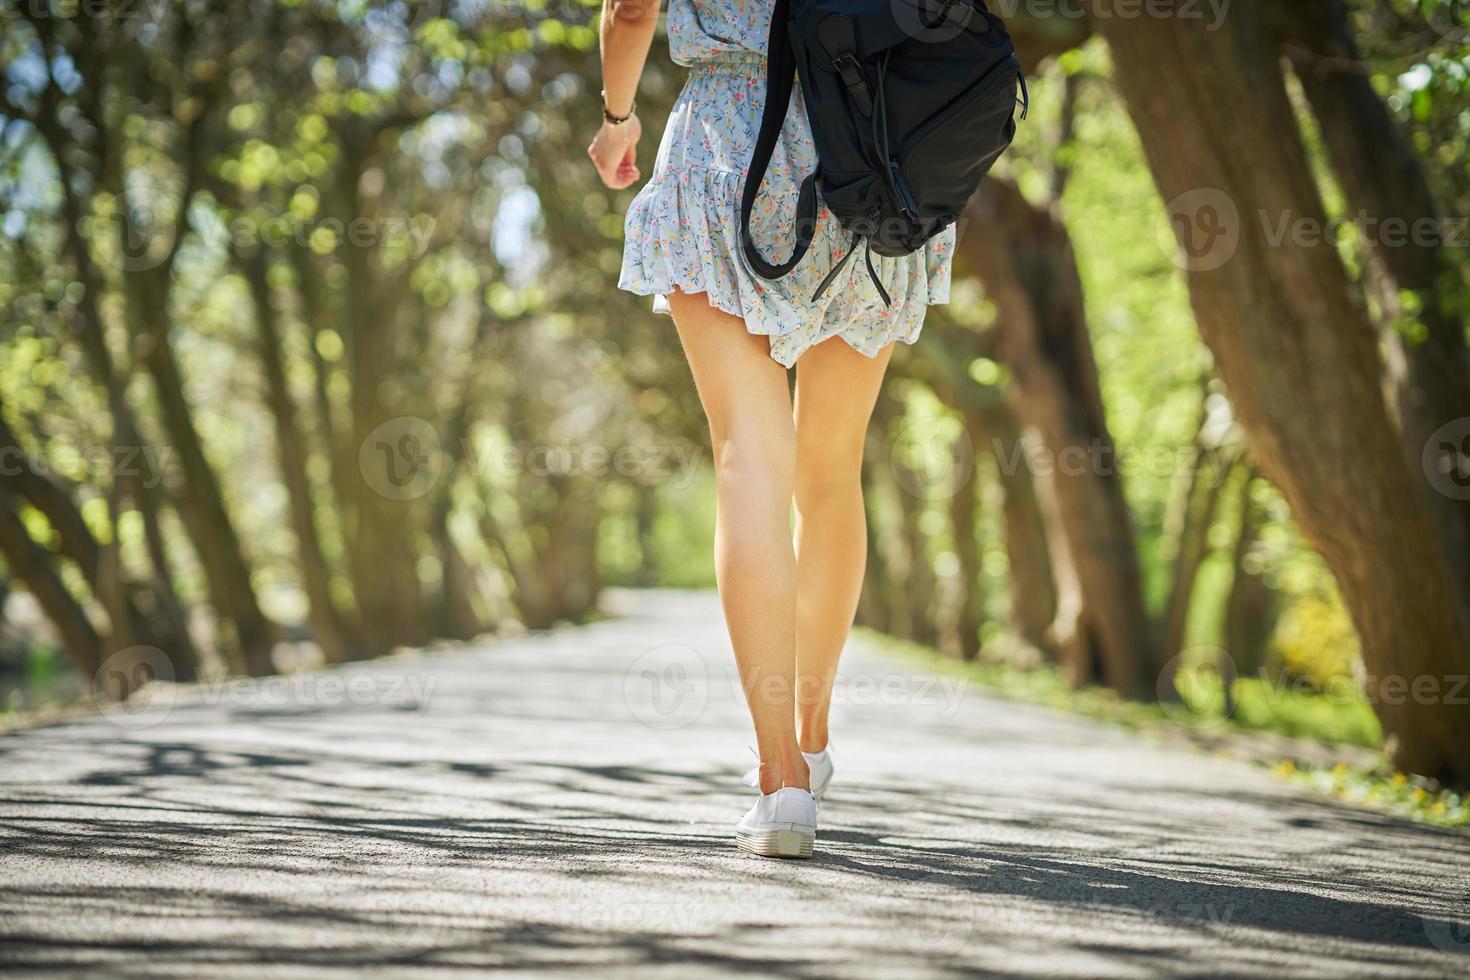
[740,0,1025,305]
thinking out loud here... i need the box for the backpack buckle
[832,54,874,116]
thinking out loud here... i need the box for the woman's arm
[588,0,661,190]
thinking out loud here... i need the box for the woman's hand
[594,0,657,190]
[588,115,643,190]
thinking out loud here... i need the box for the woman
[588,0,954,858]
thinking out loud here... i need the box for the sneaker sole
[735,828,815,859]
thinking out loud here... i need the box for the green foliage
[642,473,719,589]
[1171,665,1382,748]
[1271,592,1362,689]
[870,624,1381,749]
[1356,0,1470,322]
[1276,759,1470,828]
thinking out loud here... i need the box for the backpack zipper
[897,54,1022,161]
[889,160,919,221]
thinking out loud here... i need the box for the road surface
[2,590,1468,977]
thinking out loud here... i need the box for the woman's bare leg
[792,336,896,753]
[666,291,808,794]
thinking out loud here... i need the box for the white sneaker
[742,745,834,800]
[735,787,817,858]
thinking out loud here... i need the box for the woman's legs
[666,291,808,795]
[792,336,895,753]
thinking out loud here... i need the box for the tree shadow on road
[2,612,1469,980]
[2,723,1468,977]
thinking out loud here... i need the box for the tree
[240,244,365,663]
[955,177,1155,698]
[1277,0,1470,612]
[1089,0,1470,780]
[0,488,103,678]
[911,321,1059,660]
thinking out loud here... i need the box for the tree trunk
[242,248,363,663]
[427,409,484,641]
[634,484,661,587]
[1157,443,1231,688]
[0,489,104,676]
[0,414,99,581]
[1091,0,1470,781]
[340,149,427,649]
[948,417,986,661]
[543,477,602,624]
[1276,0,1470,615]
[287,237,358,575]
[432,505,484,641]
[857,449,895,635]
[989,407,1059,660]
[884,397,942,649]
[911,324,1058,657]
[0,405,130,661]
[33,119,199,679]
[956,178,1154,698]
[0,409,198,681]
[1223,469,1275,679]
[1023,422,1094,687]
[126,266,278,675]
[479,505,552,631]
[862,392,922,640]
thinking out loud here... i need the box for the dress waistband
[685,52,767,75]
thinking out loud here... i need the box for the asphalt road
[2,589,1469,978]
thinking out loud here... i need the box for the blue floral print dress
[617,0,955,368]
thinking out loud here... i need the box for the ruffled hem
[618,160,953,369]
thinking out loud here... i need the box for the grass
[1,644,79,713]
[861,627,1470,830]
[1164,666,1383,748]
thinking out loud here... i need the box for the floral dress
[617,0,955,368]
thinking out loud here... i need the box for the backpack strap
[740,0,818,281]
[809,233,892,308]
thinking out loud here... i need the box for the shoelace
[742,745,831,790]
[741,746,761,789]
